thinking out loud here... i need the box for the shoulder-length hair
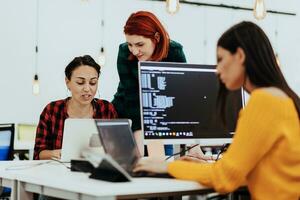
[124,11,170,61]
[217,21,300,124]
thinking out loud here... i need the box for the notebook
[95,119,172,178]
[60,118,101,162]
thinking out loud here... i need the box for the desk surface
[0,160,213,199]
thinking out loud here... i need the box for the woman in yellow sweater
[134,21,300,199]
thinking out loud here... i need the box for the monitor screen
[138,62,244,145]
[0,123,14,160]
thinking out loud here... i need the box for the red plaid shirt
[34,98,117,160]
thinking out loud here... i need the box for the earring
[66,88,71,97]
[154,32,160,42]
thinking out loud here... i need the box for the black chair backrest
[0,123,15,160]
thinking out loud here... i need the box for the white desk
[0,160,213,200]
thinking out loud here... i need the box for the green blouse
[112,40,187,131]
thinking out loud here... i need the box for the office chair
[0,123,15,198]
[206,187,250,200]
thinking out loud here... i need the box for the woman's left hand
[133,158,168,174]
[187,145,214,161]
[179,155,209,163]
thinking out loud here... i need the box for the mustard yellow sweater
[168,89,300,200]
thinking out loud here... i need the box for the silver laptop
[61,118,100,162]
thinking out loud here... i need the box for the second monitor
[138,61,244,145]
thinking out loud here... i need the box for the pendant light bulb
[33,74,40,95]
[98,47,106,66]
[166,0,180,14]
[254,0,267,20]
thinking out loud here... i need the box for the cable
[215,143,230,161]
[165,144,199,161]
[5,159,71,171]
[51,157,71,169]
[5,160,53,171]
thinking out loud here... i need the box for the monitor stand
[180,144,187,156]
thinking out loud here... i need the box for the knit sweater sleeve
[167,40,187,63]
[111,43,135,117]
[168,90,284,193]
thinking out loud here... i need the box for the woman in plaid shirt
[34,55,117,160]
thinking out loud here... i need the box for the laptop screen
[95,119,141,173]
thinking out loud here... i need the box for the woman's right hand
[39,149,61,160]
[133,158,168,174]
[51,149,61,159]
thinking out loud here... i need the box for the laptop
[95,119,172,178]
[60,118,102,162]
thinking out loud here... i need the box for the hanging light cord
[34,0,39,76]
[145,0,296,16]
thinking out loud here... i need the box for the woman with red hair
[111,11,186,155]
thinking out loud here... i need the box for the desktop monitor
[138,61,245,146]
[0,123,15,160]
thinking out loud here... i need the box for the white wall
[0,0,299,124]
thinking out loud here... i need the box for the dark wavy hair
[217,21,300,124]
[65,55,101,80]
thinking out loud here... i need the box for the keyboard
[131,171,173,178]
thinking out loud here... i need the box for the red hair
[124,11,170,61]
